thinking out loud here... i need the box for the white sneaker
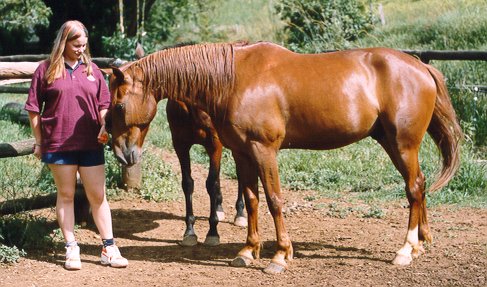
[100,245,128,268]
[65,245,81,270]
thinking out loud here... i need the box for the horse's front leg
[253,143,293,274]
[230,152,261,267]
[174,144,198,246]
[203,138,223,246]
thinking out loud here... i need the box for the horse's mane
[133,42,246,114]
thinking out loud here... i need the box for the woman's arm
[28,111,42,158]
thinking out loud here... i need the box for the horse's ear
[100,68,113,76]
[112,67,125,82]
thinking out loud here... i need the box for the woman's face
[64,34,88,62]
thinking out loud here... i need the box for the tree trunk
[119,0,125,33]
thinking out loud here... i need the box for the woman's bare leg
[49,164,78,243]
[78,164,113,240]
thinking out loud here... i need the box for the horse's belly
[281,111,377,150]
[281,129,370,150]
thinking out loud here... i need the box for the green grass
[359,0,487,50]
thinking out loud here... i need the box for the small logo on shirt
[87,75,96,81]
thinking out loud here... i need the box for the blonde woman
[25,20,128,270]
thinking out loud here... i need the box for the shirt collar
[65,60,84,74]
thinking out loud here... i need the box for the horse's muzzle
[114,145,141,166]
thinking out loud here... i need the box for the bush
[0,243,25,264]
[275,0,375,52]
[0,214,55,252]
[101,31,139,61]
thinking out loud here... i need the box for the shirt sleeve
[93,63,111,110]
[24,61,47,113]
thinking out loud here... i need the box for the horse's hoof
[217,211,225,222]
[234,216,247,227]
[230,256,252,267]
[263,262,287,274]
[204,236,220,246]
[392,253,412,266]
[180,235,198,246]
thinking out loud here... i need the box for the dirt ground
[1,149,486,287]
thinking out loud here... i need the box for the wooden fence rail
[0,55,126,67]
[401,50,487,63]
[0,57,125,80]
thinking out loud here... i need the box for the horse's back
[230,43,438,150]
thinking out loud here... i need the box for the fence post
[122,162,142,190]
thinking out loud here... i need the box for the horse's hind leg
[203,139,223,246]
[174,143,198,246]
[374,132,432,266]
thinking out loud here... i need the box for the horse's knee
[181,177,194,194]
[266,194,283,214]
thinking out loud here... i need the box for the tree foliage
[0,0,51,32]
[103,0,190,59]
[0,0,52,54]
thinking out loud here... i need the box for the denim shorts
[42,149,105,167]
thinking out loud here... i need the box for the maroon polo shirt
[25,60,111,153]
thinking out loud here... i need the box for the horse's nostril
[115,103,125,112]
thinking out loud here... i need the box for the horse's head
[108,63,158,165]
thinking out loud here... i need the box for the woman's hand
[33,144,41,159]
[97,124,109,144]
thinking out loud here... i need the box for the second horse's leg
[175,144,198,246]
[203,139,223,246]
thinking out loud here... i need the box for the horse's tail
[425,64,463,193]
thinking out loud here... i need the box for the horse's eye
[115,103,125,112]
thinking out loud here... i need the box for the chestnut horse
[108,42,462,274]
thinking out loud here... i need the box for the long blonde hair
[45,20,93,84]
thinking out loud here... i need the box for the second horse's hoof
[180,235,198,246]
[204,236,220,246]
